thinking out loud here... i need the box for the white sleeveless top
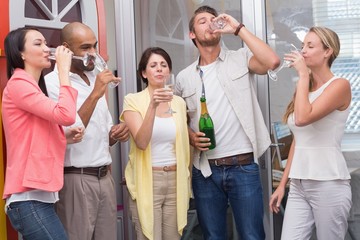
[151,116,176,166]
[288,76,350,180]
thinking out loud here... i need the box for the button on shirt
[45,67,113,167]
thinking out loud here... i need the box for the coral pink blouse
[2,68,78,199]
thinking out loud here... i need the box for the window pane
[267,0,360,133]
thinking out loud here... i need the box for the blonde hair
[282,27,340,122]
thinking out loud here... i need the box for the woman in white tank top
[269,27,352,240]
[121,47,191,240]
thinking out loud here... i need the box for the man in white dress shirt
[45,22,129,240]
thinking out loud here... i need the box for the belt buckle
[98,166,107,179]
[163,166,169,172]
[231,156,239,165]
[214,159,220,166]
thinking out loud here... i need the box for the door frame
[242,0,274,239]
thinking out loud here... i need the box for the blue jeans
[192,163,265,240]
[6,200,68,240]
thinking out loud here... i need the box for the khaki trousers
[129,170,180,240]
[56,172,117,240]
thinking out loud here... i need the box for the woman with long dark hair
[2,27,78,240]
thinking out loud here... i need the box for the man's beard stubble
[197,33,221,48]
[73,58,95,72]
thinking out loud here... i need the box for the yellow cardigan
[120,88,191,240]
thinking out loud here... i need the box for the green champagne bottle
[199,96,216,149]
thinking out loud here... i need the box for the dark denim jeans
[6,200,67,240]
[192,163,265,240]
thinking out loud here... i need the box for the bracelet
[234,23,245,36]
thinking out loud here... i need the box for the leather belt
[208,153,254,166]
[64,165,109,179]
[152,165,177,172]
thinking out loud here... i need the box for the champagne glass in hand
[268,44,300,81]
[164,74,176,114]
[93,52,120,88]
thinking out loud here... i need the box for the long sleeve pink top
[2,68,78,199]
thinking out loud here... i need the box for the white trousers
[281,179,352,240]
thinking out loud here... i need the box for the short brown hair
[189,5,218,32]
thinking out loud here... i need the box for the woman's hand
[285,51,309,79]
[55,46,74,86]
[55,46,73,74]
[269,185,286,214]
[65,126,84,144]
[150,87,173,108]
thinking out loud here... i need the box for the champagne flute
[164,74,176,114]
[48,48,90,66]
[268,44,300,81]
[93,52,120,88]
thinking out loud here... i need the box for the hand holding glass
[48,48,90,66]
[268,44,300,81]
[209,18,226,30]
[93,53,120,88]
[164,74,176,114]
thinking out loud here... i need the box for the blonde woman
[270,26,352,240]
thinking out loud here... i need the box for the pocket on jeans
[191,166,203,179]
[7,205,23,232]
[239,162,259,174]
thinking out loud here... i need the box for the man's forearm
[78,93,99,127]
